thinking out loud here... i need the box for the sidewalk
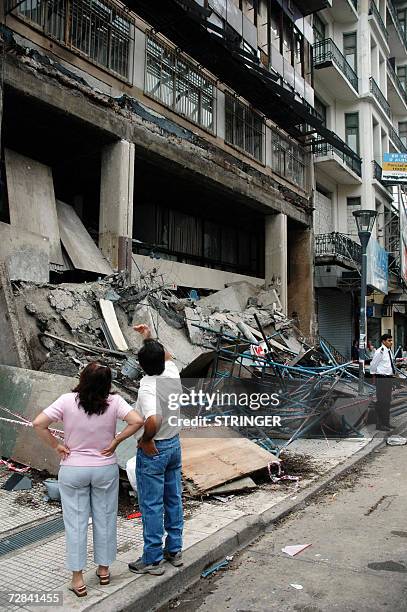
[0,416,405,612]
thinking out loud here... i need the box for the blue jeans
[136,435,183,564]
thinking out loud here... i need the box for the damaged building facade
[0,0,362,339]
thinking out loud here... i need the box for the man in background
[370,333,396,432]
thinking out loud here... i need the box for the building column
[287,225,314,339]
[99,140,135,274]
[265,214,288,315]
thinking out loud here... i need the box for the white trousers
[58,464,119,571]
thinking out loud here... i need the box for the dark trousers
[375,376,393,427]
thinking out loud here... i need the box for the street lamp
[353,209,377,394]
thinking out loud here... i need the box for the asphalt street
[166,442,407,612]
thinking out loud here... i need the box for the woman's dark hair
[73,362,112,416]
[138,339,165,376]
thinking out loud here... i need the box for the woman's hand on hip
[56,443,70,460]
[101,439,119,457]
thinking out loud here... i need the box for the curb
[86,428,403,612]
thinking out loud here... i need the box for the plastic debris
[386,436,407,446]
[201,556,233,578]
[281,544,311,557]
[127,512,142,520]
[290,584,303,590]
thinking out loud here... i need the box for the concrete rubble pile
[0,269,369,495]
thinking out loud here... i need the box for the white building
[313,0,407,357]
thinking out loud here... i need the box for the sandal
[68,584,87,598]
[96,570,110,585]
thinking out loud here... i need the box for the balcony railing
[369,0,389,42]
[315,233,362,267]
[370,77,392,120]
[387,60,407,107]
[313,38,359,92]
[387,0,407,53]
[373,160,393,192]
[314,142,362,177]
[389,125,407,153]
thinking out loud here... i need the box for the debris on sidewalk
[2,473,32,491]
[386,436,407,446]
[181,434,279,495]
[281,544,312,557]
[289,584,304,590]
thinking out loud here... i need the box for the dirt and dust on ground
[159,446,388,612]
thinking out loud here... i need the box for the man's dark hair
[381,333,392,342]
[138,339,165,376]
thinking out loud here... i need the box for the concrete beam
[4,56,311,226]
[99,140,135,273]
[265,214,288,315]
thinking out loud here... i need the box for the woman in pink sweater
[33,362,142,597]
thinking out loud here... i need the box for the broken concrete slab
[0,222,49,283]
[5,149,64,267]
[185,306,204,345]
[257,288,281,311]
[48,288,94,331]
[56,200,112,276]
[128,302,204,371]
[0,264,32,368]
[207,477,257,495]
[0,366,76,474]
[200,282,260,313]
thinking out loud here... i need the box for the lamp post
[353,209,377,394]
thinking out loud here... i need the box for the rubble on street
[0,260,381,496]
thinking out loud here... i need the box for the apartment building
[313,0,407,357]
[0,0,360,337]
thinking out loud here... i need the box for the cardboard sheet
[181,432,279,493]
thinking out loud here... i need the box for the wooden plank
[99,299,129,351]
[181,432,279,492]
[5,149,64,266]
[56,200,112,275]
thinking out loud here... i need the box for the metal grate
[0,517,64,557]
[6,0,134,80]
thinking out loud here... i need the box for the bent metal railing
[315,232,362,267]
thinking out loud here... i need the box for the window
[271,130,307,189]
[225,94,264,162]
[397,8,407,36]
[270,3,281,51]
[397,65,407,92]
[313,14,326,45]
[345,113,359,154]
[347,197,361,237]
[135,204,263,276]
[8,0,133,79]
[400,122,407,146]
[314,97,327,126]
[344,33,357,72]
[145,35,215,132]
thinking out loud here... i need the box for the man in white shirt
[128,324,183,577]
[370,334,396,432]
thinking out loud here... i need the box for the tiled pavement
[0,420,403,611]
